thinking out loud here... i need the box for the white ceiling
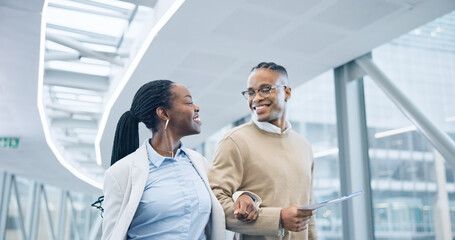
[99,0,455,166]
[0,0,101,194]
[1,0,454,194]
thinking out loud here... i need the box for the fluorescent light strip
[314,148,339,159]
[95,0,186,166]
[374,125,416,139]
[38,0,103,189]
[374,115,454,139]
[446,116,455,122]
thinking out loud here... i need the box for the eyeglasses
[241,85,287,100]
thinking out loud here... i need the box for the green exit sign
[0,137,20,149]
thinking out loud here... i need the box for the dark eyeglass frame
[241,85,287,100]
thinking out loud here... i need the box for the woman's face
[167,84,201,136]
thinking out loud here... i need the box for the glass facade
[0,172,101,240]
[364,89,439,240]
[365,10,455,240]
[288,71,342,239]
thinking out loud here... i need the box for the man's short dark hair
[250,62,288,78]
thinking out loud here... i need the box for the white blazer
[102,141,226,240]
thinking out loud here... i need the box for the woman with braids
[101,80,247,240]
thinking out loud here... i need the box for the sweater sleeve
[208,137,282,236]
[308,149,318,240]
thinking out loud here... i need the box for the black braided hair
[110,80,174,166]
[250,62,288,78]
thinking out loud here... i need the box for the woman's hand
[234,194,259,223]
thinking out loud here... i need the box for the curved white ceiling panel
[38,0,185,189]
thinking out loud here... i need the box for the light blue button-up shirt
[127,141,211,240]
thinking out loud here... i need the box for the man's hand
[234,194,258,223]
[280,204,314,232]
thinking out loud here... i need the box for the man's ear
[285,86,291,102]
[156,107,169,121]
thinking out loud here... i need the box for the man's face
[247,69,291,126]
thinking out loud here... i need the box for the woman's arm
[101,169,124,240]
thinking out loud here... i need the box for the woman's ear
[156,107,169,121]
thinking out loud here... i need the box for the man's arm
[308,150,318,240]
[208,137,282,236]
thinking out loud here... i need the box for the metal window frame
[334,56,375,240]
[355,56,455,165]
[335,52,455,239]
[0,173,102,240]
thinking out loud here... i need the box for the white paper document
[297,190,364,210]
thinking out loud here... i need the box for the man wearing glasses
[209,62,317,240]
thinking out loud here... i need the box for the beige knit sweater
[209,121,318,240]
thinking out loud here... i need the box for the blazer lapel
[131,143,149,201]
[185,149,226,240]
[185,149,209,183]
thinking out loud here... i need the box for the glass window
[37,191,53,240]
[365,10,455,240]
[0,173,101,239]
[288,70,342,239]
[5,178,22,240]
[364,88,437,239]
[37,185,61,240]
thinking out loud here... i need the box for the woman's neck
[150,131,181,157]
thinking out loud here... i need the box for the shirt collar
[146,139,188,167]
[252,116,292,134]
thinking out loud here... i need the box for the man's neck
[252,117,291,135]
[269,119,287,133]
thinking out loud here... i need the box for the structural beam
[45,51,81,61]
[44,69,109,92]
[334,60,375,240]
[11,177,27,240]
[57,136,95,145]
[52,118,98,129]
[47,24,118,44]
[41,186,56,240]
[433,149,453,240]
[355,56,455,166]
[73,0,131,15]
[47,3,128,19]
[119,0,159,8]
[46,32,123,66]
[47,103,102,117]
[57,191,68,240]
[0,173,12,239]
[29,183,41,240]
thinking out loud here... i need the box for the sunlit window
[365,10,455,240]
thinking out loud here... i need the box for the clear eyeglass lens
[259,87,271,96]
[243,86,277,99]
